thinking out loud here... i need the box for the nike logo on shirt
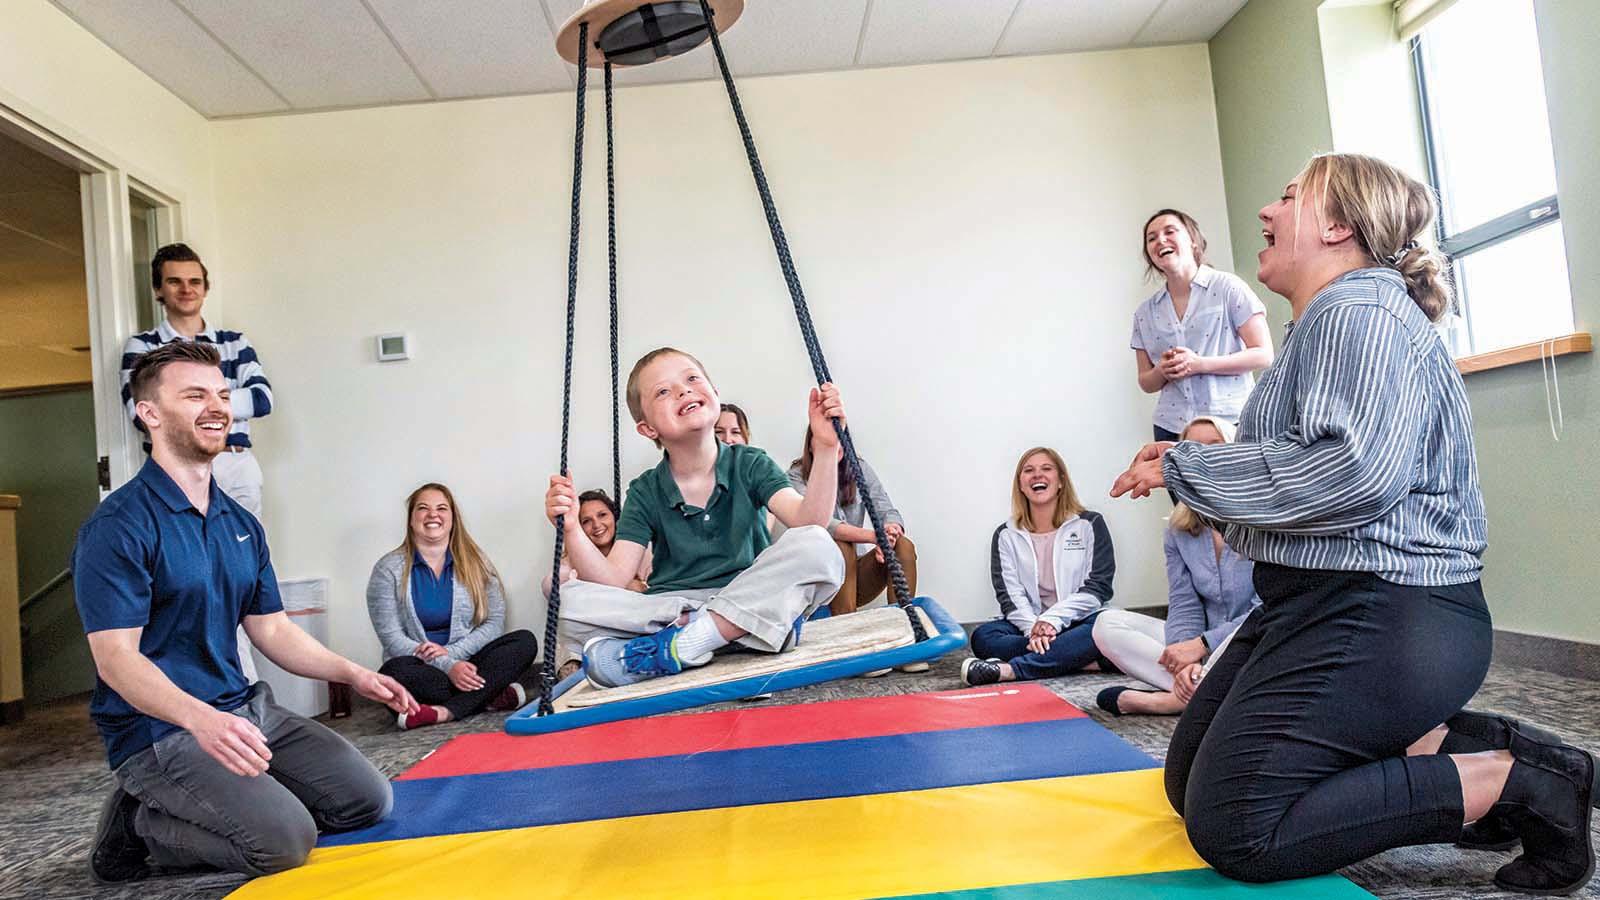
[236,534,251,542]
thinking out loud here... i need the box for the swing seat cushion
[507,597,965,734]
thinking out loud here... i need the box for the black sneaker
[1490,726,1595,895]
[960,658,1003,687]
[90,787,150,884]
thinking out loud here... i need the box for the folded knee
[239,808,317,876]
[319,766,394,832]
[784,525,845,578]
[1185,810,1283,883]
[506,629,539,664]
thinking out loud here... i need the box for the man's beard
[170,419,227,463]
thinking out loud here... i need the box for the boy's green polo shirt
[615,442,790,594]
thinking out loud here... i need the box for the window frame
[1409,22,1566,357]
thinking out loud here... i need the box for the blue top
[73,458,282,769]
[1162,526,1261,650]
[409,550,455,645]
[1129,265,1267,433]
[1163,268,1487,586]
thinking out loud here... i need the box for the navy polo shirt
[73,458,282,769]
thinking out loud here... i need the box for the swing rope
[606,60,622,504]
[697,0,926,642]
[539,21,590,717]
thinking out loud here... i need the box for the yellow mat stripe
[230,768,1204,900]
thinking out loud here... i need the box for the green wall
[1208,0,1600,644]
[0,389,100,702]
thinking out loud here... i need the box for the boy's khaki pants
[554,525,843,667]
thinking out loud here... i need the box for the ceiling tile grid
[175,0,430,108]
[1135,0,1250,45]
[51,0,289,116]
[367,0,572,98]
[856,0,1021,68]
[996,0,1167,56]
[49,0,1242,118]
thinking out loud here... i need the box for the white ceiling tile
[1135,0,1250,45]
[857,0,1019,67]
[366,0,572,98]
[49,0,288,116]
[176,0,430,109]
[719,0,869,77]
[996,0,1165,56]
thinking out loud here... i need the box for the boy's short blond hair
[625,347,714,424]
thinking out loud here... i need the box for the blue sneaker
[583,626,690,689]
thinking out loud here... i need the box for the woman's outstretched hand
[1110,441,1174,499]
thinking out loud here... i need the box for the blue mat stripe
[323,717,1155,847]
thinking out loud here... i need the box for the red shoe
[397,705,442,730]
[487,683,527,712]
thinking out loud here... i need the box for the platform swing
[506,0,964,736]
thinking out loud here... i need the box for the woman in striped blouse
[1112,153,1594,895]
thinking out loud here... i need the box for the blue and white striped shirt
[1161,268,1486,587]
[120,320,274,449]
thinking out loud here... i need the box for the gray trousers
[113,682,391,877]
[554,524,844,666]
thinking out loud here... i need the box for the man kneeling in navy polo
[75,341,418,883]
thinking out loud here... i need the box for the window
[1411,0,1571,356]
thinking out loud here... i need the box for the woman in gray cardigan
[788,425,917,616]
[366,483,536,729]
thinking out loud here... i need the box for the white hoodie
[988,512,1115,632]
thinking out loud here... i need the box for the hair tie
[1386,240,1420,267]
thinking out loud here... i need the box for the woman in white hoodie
[961,447,1116,685]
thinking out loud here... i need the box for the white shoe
[896,661,931,673]
[860,668,891,678]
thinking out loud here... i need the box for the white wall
[210,45,1236,667]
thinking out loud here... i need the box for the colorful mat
[230,684,1374,899]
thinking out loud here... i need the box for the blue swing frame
[506,596,966,735]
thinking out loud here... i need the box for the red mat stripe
[398,684,1084,780]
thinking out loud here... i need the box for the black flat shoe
[1095,686,1159,717]
[1448,711,1600,853]
[1488,726,1595,895]
[90,787,150,884]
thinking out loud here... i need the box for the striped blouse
[1161,267,1486,587]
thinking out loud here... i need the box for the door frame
[0,98,185,496]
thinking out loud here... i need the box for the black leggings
[378,630,538,721]
[1166,563,1492,882]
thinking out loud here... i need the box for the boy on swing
[544,347,847,687]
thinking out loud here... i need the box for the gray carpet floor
[2,657,1597,900]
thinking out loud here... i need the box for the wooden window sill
[1456,332,1591,376]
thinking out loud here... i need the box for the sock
[673,611,729,666]
[397,705,442,730]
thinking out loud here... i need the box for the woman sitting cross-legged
[1091,416,1260,716]
[366,482,538,729]
[962,447,1115,686]
[787,425,918,616]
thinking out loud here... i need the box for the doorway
[0,128,100,705]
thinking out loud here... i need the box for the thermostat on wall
[376,333,410,362]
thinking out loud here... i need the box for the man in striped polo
[120,243,275,678]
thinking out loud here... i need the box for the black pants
[1166,563,1491,882]
[378,630,538,721]
[1154,424,1182,442]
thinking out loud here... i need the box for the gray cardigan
[785,457,904,555]
[365,549,507,672]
